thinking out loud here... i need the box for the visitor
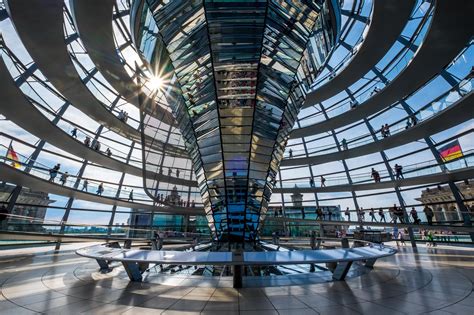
[371,86,380,95]
[59,172,69,186]
[380,125,386,138]
[93,141,101,151]
[344,207,350,221]
[105,148,112,157]
[0,204,8,229]
[369,208,377,222]
[71,128,77,138]
[118,110,125,121]
[128,190,134,202]
[410,207,420,224]
[176,169,180,178]
[398,229,406,246]
[423,205,434,225]
[327,209,333,221]
[384,124,391,137]
[82,179,89,192]
[341,138,348,150]
[168,168,172,176]
[320,175,326,187]
[427,230,436,247]
[289,148,293,158]
[405,118,412,129]
[395,206,405,223]
[84,136,91,147]
[96,183,104,196]
[316,208,323,220]
[358,207,365,222]
[191,200,195,207]
[309,177,315,187]
[371,168,381,183]
[389,204,398,223]
[379,208,386,222]
[394,164,403,180]
[48,163,61,182]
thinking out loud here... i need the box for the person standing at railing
[344,207,350,221]
[316,208,323,220]
[289,148,293,158]
[389,205,398,223]
[59,172,69,186]
[341,138,348,150]
[394,164,404,180]
[369,208,377,222]
[379,208,386,222]
[71,128,77,138]
[128,190,134,202]
[410,207,420,224]
[96,183,104,196]
[0,204,8,229]
[423,205,434,225]
[105,148,112,157]
[82,179,88,192]
[48,163,60,182]
[371,168,381,183]
[309,177,315,188]
[320,175,326,187]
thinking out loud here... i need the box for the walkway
[273,167,474,193]
[69,0,176,127]
[269,217,474,233]
[282,92,473,166]
[292,0,474,137]
[0,163,203,216]
[303,0,416,107]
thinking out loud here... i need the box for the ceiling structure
[0,0,472,241]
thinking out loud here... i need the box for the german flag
[6,142,21,169]
[438,140,463,162]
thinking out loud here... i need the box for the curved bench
[76,242,396,287]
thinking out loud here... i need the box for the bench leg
[96,259,110,272]
[332,261,353,281]
[233,265,242,288]
[365,258,377,268]
[122,262,143,281]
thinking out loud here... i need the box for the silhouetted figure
[371,168,381,183]
[423,205,434,225]
[49,163,61,182]
[82,179,89,192]
[320,176,326,187]
[344,207,350,221]
[394,164,403,180]
[59,172,69,186]
[379,208,386,222]
[369,208,377,222]
[96,183,104,196]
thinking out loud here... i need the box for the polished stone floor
[0,242,473,314]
